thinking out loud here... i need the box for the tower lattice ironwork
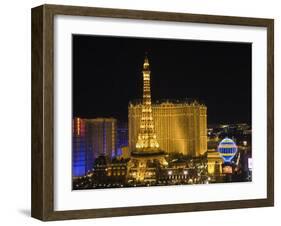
[135,56,160,152]
[129,55,167,183]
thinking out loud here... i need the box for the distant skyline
[72,35,252,124]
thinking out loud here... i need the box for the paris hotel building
[128,99,207,157]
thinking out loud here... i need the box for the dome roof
[217,137,238,163]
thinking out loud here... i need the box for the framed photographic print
[31,4,274,221]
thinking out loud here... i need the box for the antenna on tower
[143,51,150,70]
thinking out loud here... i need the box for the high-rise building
[129,100,207,157]
[72,117,117,177]
[116,122,128,156]
[72,117,88,177]
[86,118,117,159]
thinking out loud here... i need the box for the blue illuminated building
[72,118,88,177]
[72,117,117,177]
[116,122,128,157]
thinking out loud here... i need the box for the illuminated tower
[128,55,167,183]
[135,56,160,152]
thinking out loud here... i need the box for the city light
[72,54,252,190]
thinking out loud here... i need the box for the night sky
[72,35,252,125]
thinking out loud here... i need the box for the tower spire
[135,55,160,151]
[143,55,149,70]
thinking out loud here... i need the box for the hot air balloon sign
[218,137,238,163]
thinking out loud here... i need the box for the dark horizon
[72,34,252,125]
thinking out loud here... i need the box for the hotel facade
[72,117,117,177]
[129,100,207,157]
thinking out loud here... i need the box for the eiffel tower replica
[128,55,168,184]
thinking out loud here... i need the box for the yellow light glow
[77,118,80,136]
[135,56,160,151]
